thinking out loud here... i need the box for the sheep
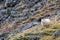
[41,18,51,28]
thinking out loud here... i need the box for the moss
[40,36,54,40]
[14,38,20,40]
[41,30,55,36]
[56,37,60,40]
[52,24,60,29]
[10,24,60,40]
[14,32,41,40]
[24,32,40,36]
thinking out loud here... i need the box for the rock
[29,8,36,13]
[0,6,3,10]
[57,10,60,15]
[0,0,4,2]
[0,10,9,24]
[0,37,4,40]
[22,12,28,17]
[32,21,40,25]
[56,0,60,2]
[14,2,23,8]
[0,6,6,10]
[53,30,60,36]
[26,2,35,8]
[34,2,42,9]
[5,0,20,7]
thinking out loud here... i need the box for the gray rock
[53,30,60,36]
[34,2,42,9]
[11,11,20,18]
[26,2,35,8]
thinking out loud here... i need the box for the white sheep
[41,18,51,27]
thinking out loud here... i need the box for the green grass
[52,24,60,29]
[11,24,60,40]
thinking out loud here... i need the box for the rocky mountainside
[0,0,60,40]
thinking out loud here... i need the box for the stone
[34,3,42,9]
[53,30,60,36]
